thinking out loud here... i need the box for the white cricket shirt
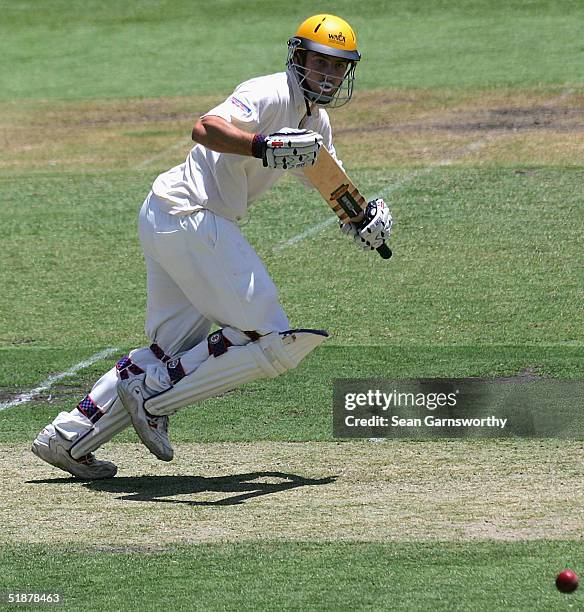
[151,70,342,221]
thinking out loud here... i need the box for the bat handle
[377,243,392,259]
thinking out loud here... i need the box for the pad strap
[167,358,186,384]
[208,330,233,357]
[116,356,144,380]
[149,343,171,363]
[77,395,104,424]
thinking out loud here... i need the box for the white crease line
[136,140,188,169]
[273,216,338,252]
[0,347,119,412]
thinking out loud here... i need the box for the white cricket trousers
[52,191,289,448]
[140,191,289,353]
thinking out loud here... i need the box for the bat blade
[303,147,392,259]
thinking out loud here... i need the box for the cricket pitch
[3,440,583,548]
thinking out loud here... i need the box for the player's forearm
[192,116,255,156]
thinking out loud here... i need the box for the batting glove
[340,198,393,251]
[252,128,323,170]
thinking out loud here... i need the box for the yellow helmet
[292,14,361,62]
[287,14,361,108]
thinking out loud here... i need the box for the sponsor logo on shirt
[229,96,253,116]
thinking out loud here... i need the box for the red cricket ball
[556,569,579,593]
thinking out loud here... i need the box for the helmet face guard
[286,14,361,109]
[287,38,358,108]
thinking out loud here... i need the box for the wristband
[251,133,266,159]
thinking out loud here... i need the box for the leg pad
[146,329,328,416]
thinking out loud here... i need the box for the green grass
[1,167,582,348]
[1,541,582,610]
[1,0,584,101]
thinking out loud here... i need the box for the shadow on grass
[88,472,337,506]
[28,472,337,506]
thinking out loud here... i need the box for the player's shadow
[81,471,336,506]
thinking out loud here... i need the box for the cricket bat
[303,147,392,259]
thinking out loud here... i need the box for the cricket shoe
[116,375,174,461]
[31,424,117,480]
